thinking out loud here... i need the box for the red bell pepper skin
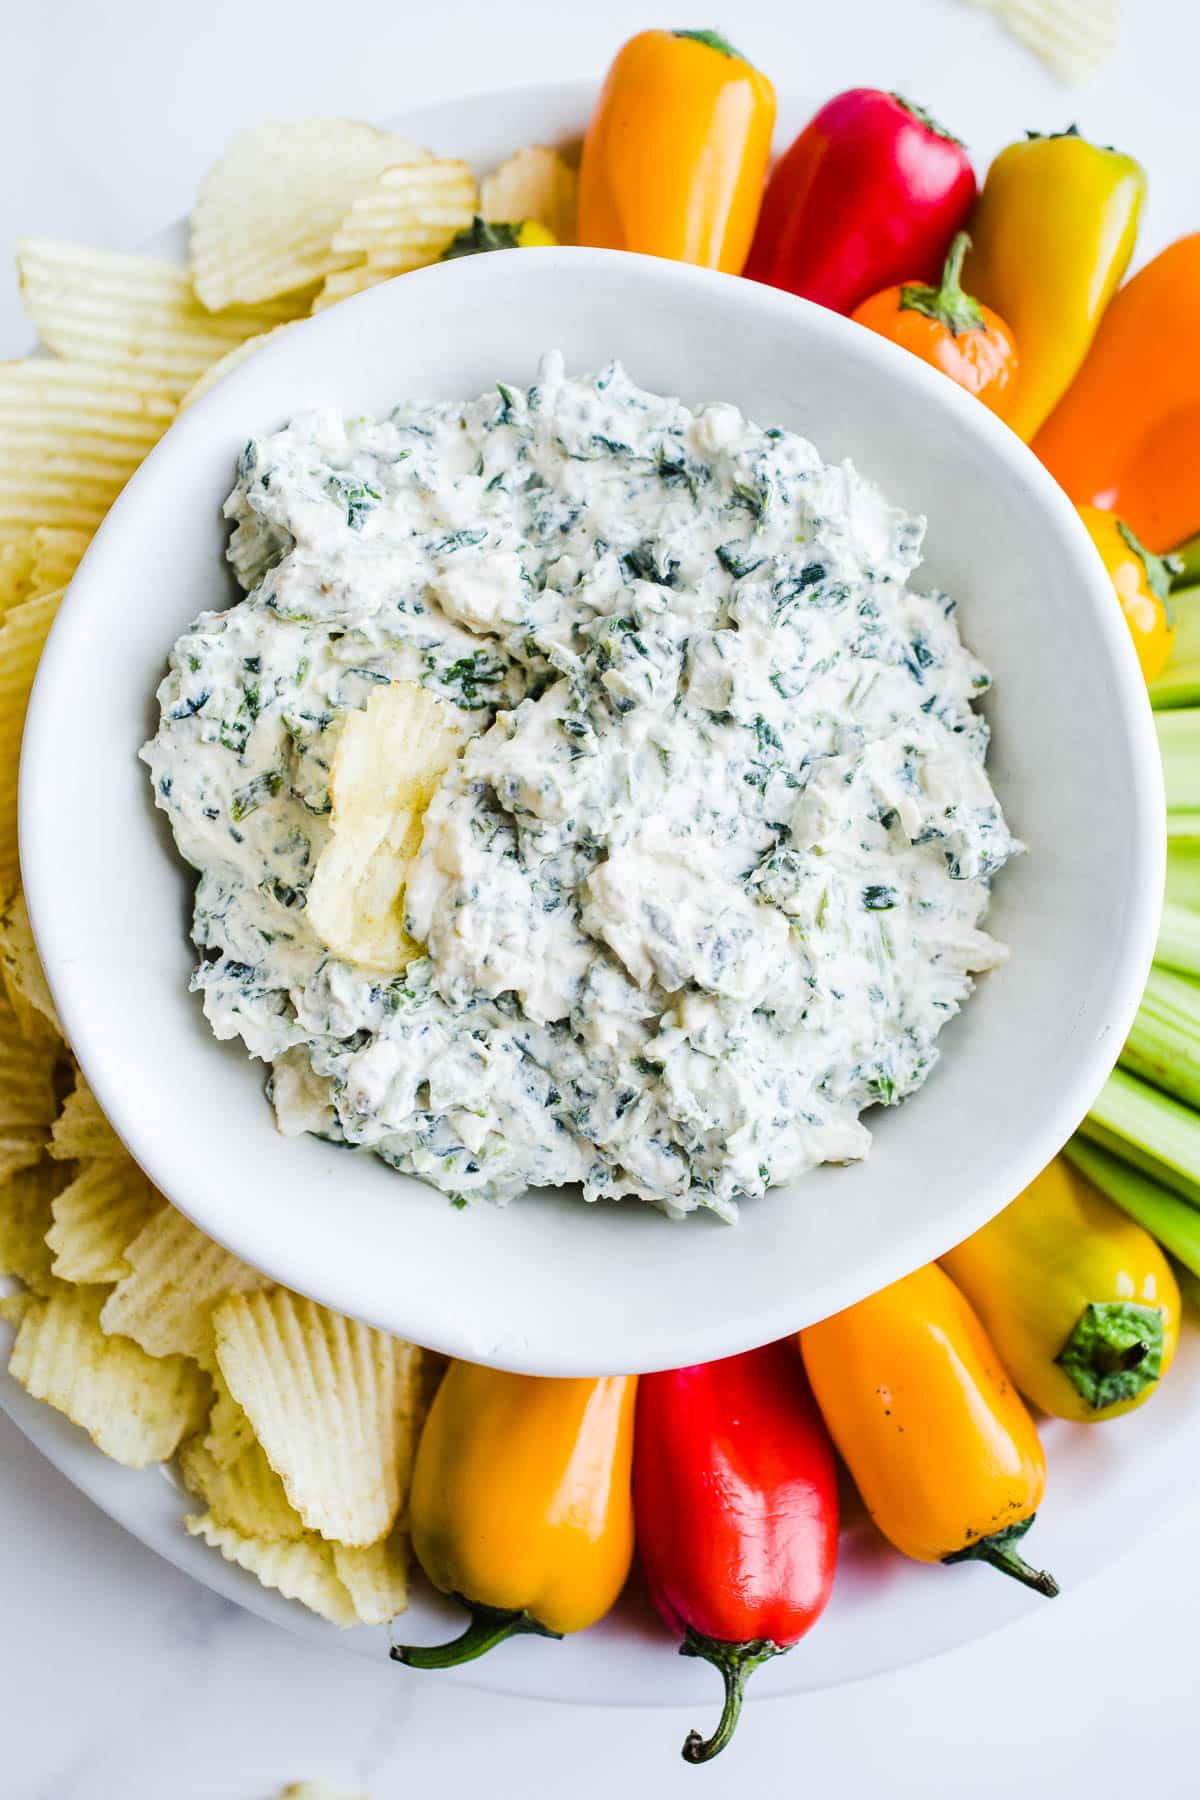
[744,89,976,314]
[634,1339,838,1762]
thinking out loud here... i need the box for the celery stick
[1151,588,1200,708]
[1156,710,1200,813]
[1156,902,1200,977]
[1065,1138,1200,1277]
[1076,1118,1200,1209]
[1085,1067,1200,1198]
[1167,842,1200,908]
[1121,964,1200,1107]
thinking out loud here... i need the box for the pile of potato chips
[0,116,576,1628]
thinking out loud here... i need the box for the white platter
[3,79,1195,1713]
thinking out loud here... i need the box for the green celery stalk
[1065,1138,1200,1278]
[1120,963,1200,1107]
[1149,586,1200,710]
[1166,841,1200,908]
[1156,709,1200,815]
[1083,1067,1200,1203]
[1077,1118,1200,1208]
[1156,902,1200,977]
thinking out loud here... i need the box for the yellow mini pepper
[963,127,1145,442]
[393,1361,636,1667]
[1076,505,1179,684]
[577,29,776,273]
[942,1158,1180,1423]
[801,1263,1058,1594]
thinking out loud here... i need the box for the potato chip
[17,240,312,402]
[10,1285,210,1466]
[50,1067,124,1161]
[0,588,64,892]
[309,265,386,313]
[212,1289,422,1546]
[964,0,1117,79]
[0,534,35,616]
[189,121,430,311]
[185,1512,357,1626]
[333,1526,410,1625]
[100,1203,271,1363]
[481,145,578,244]
[180,1425,304,1542]
[0,1134,48,1184]
[205,1366,259,1469]
[0,964,60,1128]
[178,321,297,412]
[30,525,90,595]
[315,160,477,309]
[47,1154,159,1284]
[0,1287,36,1328]
[0,886,62,1039]
[306,682,468,970]
[277,1786,371,1800]
[0,362,175,533]
[0,1159,61,1294]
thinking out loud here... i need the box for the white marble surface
[3,1,1200,1795]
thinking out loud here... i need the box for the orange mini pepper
[801,1263,1058,1594]
[577,29,776,273]
[1034,235,1200,554]
[393,1361,636,1667]
[1076,505,1178,683]
[852,232,1019,417]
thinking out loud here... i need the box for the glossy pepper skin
[392,1363,636,1668]
[1075,505,1178,682]
[1034,235,1200,552]
[941,1158,1180,1424]
[743,89,975,314]
[962,127,1145,443]
[634,1341,838,1764]
[852,231,1019,417]
[801,1264,1058,1595]
[577,30,775,273]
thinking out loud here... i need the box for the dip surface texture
[144,356,1018,1220]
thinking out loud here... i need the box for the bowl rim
[19,244,1165,1372]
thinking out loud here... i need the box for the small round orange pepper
[852,232,1019,418]
[1077,504,1178,684]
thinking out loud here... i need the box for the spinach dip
[144,354,1019,1221]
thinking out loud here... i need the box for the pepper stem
[391,1598,561,1670]
[678,1627,789,1763]
[899,232,985,337]
[672,28,749,62]
[943,1517,1060,1597]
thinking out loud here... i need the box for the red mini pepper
[744,88,976,315]
[634,1340,838,1763]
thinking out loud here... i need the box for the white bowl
[20,247,1163,1376]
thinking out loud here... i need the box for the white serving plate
[19,90,1160,1378]
[2,80,1187,1711]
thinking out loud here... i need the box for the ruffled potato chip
[0,1159,62,1295]
[18,240,311,401]
[481,145,578,243]
[212,1289,422,1546]
[190,121,430,311]
[185,1512,357,1627]
[47,1154,159,1284]
[332,1526,411,1625]
[0,886,62,1039]
[9,1285,210,1467]
[178,321,297,412]
[100,1203,271,1364]
[0,589,64,891]
[314,160,477,310]
[180,1425,305,1542]
[50,1067,123,1161]
[306,681,468,970]
[0,363,174,533]
[0,534,35,616]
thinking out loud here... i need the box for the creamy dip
[144,354,1018,1220]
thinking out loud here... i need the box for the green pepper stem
[391,1598,561,1670]
[943,1517,1060,1597]
[672,28,748,61]
[678,1627,789,1763]
[899,232,985,337]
